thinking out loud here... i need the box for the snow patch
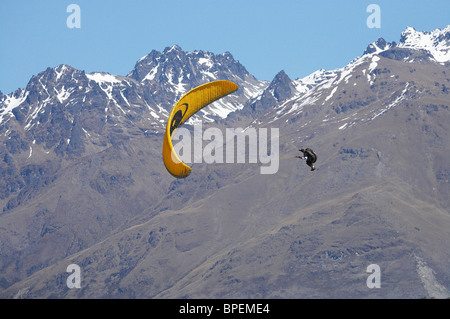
[55,86,74,103]
[368,55,380,74]
[86,73,122,84]
[324,86,338,102]
[150,111,160,119]
[371,82,409,120]
[198,57,213,68]
[0,90,29,124]
[143,66,159,81]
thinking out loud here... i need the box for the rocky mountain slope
[0,26,449,298]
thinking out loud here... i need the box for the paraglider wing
[163,80,239,178]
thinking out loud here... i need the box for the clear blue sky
[1,0,449,94]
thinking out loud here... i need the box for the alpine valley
[0,26,449,298]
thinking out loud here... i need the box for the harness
[305,148,317,163]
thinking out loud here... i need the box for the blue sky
[1,0,449,94]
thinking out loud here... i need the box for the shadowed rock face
[1,28,450,298]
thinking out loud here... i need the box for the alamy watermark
[366,4,381,29]
[172,121,280,175]
[66,264,81,289]
[66,4,81,29]
[366,264,381,288]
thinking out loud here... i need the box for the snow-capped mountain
[0,47,268,159]
[127,45,267,119]
[363,38,396,55]
[2,26,448,143]
[243,70,298,116]
[398,25,450,63]
[248,25,450,129]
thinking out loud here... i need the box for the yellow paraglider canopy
[162,80,239,178]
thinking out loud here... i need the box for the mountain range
[0,25,449,298]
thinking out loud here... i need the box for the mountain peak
[128,46,254,86]
[268,70,296,102]
[398,25,450,62]
[163,44,183,54]
[267,70,290,90]
[273,69,290,81]
[360,25,450,63]
[363,38,396,55]
[403,26,416,33]
[245,69,296,114]
[24,64,85,95]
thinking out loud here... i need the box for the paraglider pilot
[296,148,317,171]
